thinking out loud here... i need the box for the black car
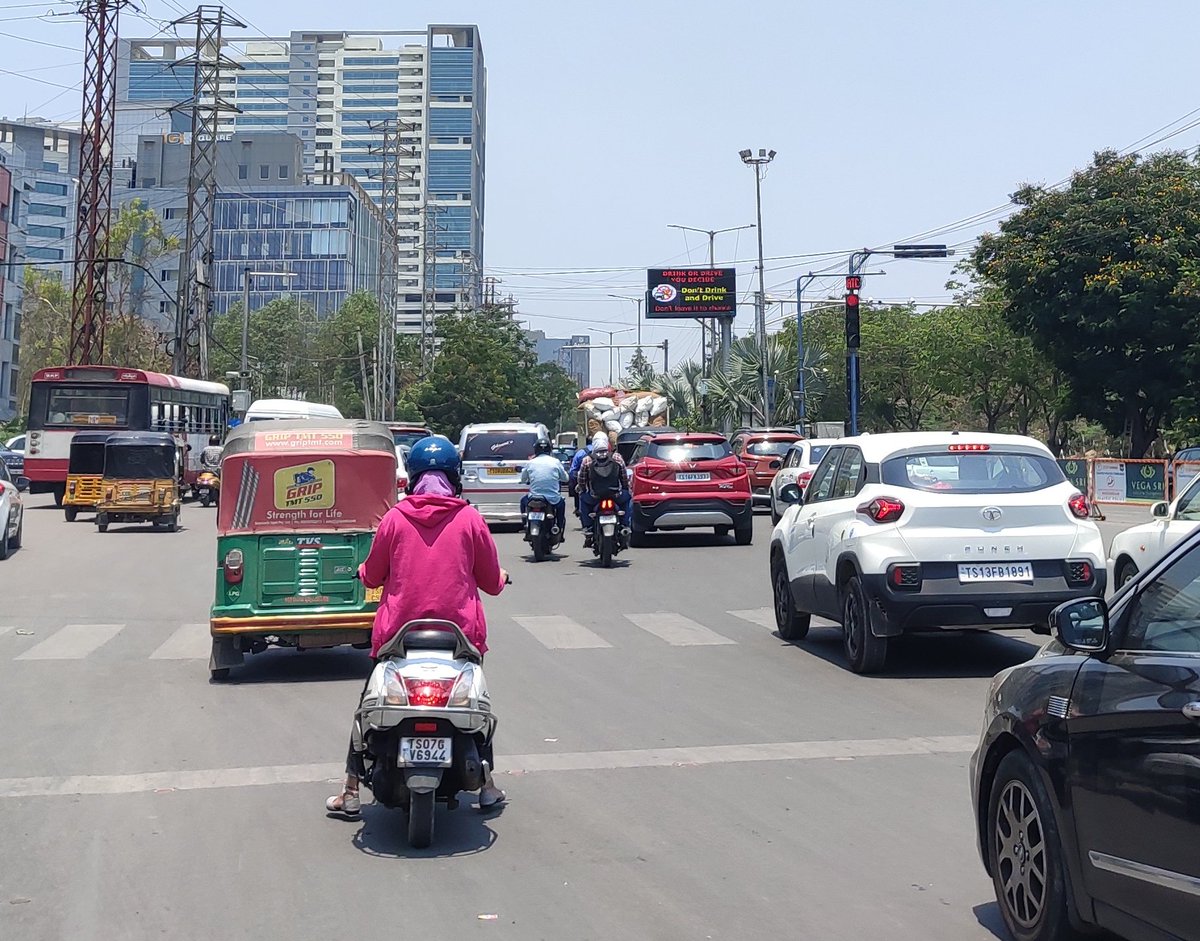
[970,527,1200,941]
[0,445,21,477]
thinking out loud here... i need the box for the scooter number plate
[599,514,617,524]
[528,511,545,521]
[400,736,453,767]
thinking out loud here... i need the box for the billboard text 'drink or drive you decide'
[646,268,737,319]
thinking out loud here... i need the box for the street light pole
[740,148,776,426]
[589,325,635,385]
[241,268,299,398]
[607,295,643,352]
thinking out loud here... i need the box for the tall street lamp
[240,268,298,400]
[606,294,643,352]
[740,148,776,425]
[589,325,635,385]
[665,222,755,381]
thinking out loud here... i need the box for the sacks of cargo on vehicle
[578,386,617,404]
[650,395,669,418]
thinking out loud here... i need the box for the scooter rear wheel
[408,789,436,848]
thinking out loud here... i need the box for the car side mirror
[1049,598,1109,652]
[1152,501,1169,518]
[769,460,782,470]
[16,476,29,492]
[778,483,803,506]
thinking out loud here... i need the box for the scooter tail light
[383,664,407,705]
[222,548,244,584]
[403,676,454,707]
[1068,492,1090,519]
[448,665,475,708]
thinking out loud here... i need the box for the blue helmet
[406,435,462,495]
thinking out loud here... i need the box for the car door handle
[1183,702,1200,721]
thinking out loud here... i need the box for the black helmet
[534,438,553,456]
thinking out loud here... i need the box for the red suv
[628,433,754,545]
[731,429,803,506]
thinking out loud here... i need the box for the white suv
[769,432,1106,673]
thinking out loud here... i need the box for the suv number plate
[958,563,1034,583]
[400,736,453,766]
[676,472,711,482]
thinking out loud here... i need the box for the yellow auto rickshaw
[95,431,184,533]
[63,430,113,522]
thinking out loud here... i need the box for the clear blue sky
[3,0,1199,382]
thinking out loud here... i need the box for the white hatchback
[769,432,1106,673]
[1107,474,1200,589]
[769,438,837,523]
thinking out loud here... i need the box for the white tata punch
[769,432,1106,673]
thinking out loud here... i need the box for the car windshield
[392,430,427,449]
[882,450,1063,494]
[746,440,796,456]
[462,432,539,462]
[649,440,731,462]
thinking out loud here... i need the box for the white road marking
[513,615,612,650]
[728,608,775,628]
[0,735,978,799]
[625,612,736,646]
[14,623,124,660]
[149,623,212,660]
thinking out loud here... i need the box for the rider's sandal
[325,787,361,815]
[479,785,507,811]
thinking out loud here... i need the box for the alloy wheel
[995,779,1048,930]
[843,591,861,660]
[773,564,790,626]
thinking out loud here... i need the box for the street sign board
[646,268,737,319]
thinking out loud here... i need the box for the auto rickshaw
[94,431,184,533]
[63,431,113,522]
[208,419,397,681]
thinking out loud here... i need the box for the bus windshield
[42,385,131,427]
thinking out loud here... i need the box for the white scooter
[352,618,498,848]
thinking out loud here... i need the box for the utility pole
[69,0,129,365]
[419,203,445,370]
[171,4,244,378]
[370,119,400,421]
[739,148,775,425]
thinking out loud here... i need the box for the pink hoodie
[358,494,505,657]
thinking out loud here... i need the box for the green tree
[973,149,1200,457]
[314,292,385,418]
[622,347,658,389]
[211,297,318,401]
[412,307,577,437]
[15,268,71,415]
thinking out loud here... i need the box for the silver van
[458,422,548,524]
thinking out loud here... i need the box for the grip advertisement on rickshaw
[217,431,394,534]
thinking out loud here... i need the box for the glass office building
[116,25,486,333]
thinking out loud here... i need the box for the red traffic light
[845,292,860,308]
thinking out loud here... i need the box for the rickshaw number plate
[365,586,383,603]
[401,736,452,766]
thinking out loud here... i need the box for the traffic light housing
[845,290,861,349]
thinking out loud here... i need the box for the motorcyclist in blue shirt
[568,441,592,517]
[521,438,569,537]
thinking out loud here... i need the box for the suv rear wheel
[842,576,888,674]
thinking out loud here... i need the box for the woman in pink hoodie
[326,436,508,816]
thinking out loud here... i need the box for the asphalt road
[0,496,1152,941]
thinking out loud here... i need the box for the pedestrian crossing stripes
[15,624,124,661]
[149,624,213,660]
[512,616,612,650]
[624,613,736,646]
[0,609,790,662]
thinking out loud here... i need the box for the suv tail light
[858,496,905,523]
[888,563,922,590]
[1065,559,1094,586]
[1068,492,1090,519]
[223,548,244,584]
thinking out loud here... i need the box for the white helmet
[591,431,610,453]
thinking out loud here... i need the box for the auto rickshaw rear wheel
[64,506,78,522]
[97,513,109,533]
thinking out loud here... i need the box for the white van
[458,421,549,524]
[244,399,344,422]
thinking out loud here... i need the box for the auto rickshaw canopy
[102,431,180,480]
[217,418,397,535]
[69,431,115,475]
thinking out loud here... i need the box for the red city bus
[25,366,231,503]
